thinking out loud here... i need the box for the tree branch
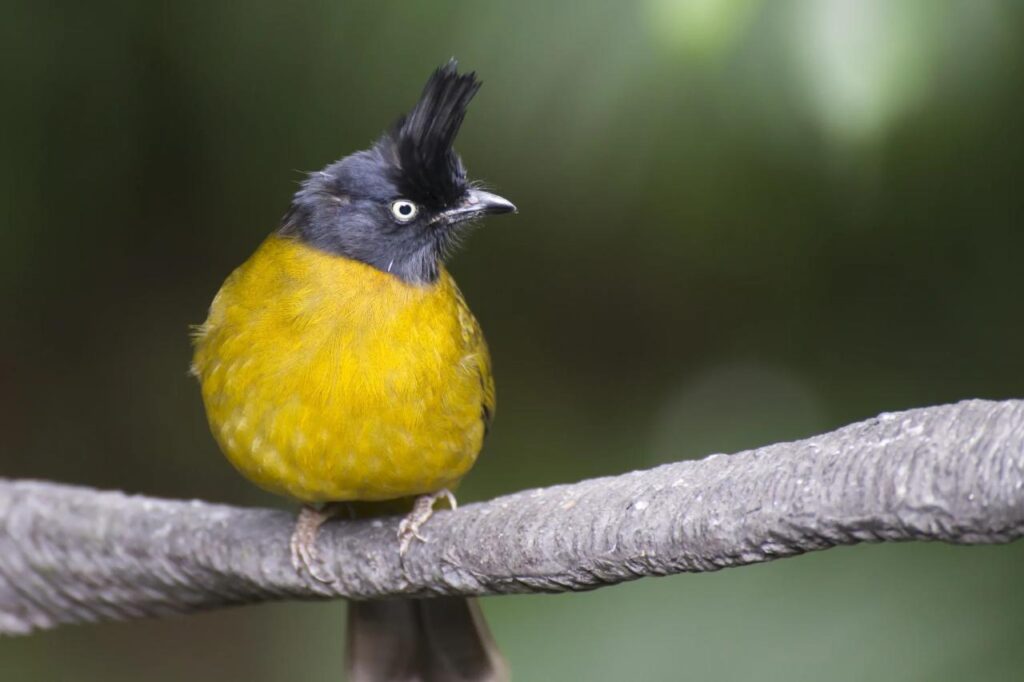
[2,399,1022,635]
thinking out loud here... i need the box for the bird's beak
[438,189,517,225]
[465,189,517,215]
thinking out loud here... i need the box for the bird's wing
[452,283,496,437]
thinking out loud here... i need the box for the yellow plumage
[191,233,494,503]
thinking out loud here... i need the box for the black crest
[379,59,481,208]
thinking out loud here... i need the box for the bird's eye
[390,199,419,223]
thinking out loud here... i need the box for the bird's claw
[397,521,427,556]
[290,505,338,583]
[397,489,456,556]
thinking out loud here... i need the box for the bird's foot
[290,504,340,583]
[398,489,457,556]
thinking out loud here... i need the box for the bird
[191,60,514,681]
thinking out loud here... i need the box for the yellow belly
[191,234,494,503]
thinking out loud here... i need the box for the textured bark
[2,399,1022,635]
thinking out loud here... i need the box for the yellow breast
[191,234,494,502]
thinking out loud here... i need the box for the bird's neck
[277,226,442,286]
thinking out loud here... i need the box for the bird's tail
[345,596,509,682]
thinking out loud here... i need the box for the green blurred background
[3,0,1023,679]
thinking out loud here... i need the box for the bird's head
[281,60,515,284]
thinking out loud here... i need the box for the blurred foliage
[2,0,1022,679]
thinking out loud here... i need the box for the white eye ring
[390,199,419,223]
